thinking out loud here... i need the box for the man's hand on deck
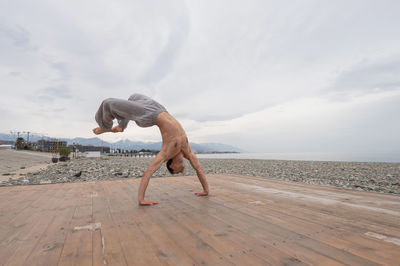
[195,191,209,196]
[139,200,159,206]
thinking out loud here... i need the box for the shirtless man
[93,94,209,206]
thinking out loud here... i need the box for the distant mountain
[65,137,104,146]
[0,133,242,153]
[0,133,43,142]
[189,142,241,153]
[0,134,12,141]
[108,140,162,151]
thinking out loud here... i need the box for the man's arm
[188,152,209,196]
[137,152,167,205]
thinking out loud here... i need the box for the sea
[196,152,400,163]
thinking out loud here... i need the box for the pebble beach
[1,150,399,195]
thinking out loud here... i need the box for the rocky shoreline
[1,156,399,195]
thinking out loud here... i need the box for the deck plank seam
[99,182,129,266]
[56,202,80,265]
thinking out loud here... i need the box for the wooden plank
[136,179,307,265]
[119,179,235,266]
[0,186,39,215]
[159,179,342,265]
[209,188,398,265]
[21,183,81,266]
[0,186,51,232]
[1,184,72,265]
[113,179,209,266]
[234,173,400,208]
[172,175,400,264]
[214,174,400,239]
[0,185,62,263]
[149,183,304,266]
[92,181,127,266]
[223,190,399,264]
[217,174,400,229]
[58,183,93,266]
[0,174,398,265]
[178,174,400,236]
[159,178,381,266]
[102,180,163,266]
[179,173,400,227]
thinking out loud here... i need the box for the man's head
[166,152,185,174]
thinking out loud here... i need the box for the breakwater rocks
[1,157,399,195]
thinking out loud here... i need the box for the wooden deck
[0,174,399,266]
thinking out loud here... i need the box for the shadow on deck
[0,174,399,265]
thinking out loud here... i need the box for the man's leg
[95,98,144,130]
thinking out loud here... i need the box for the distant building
[85,151,101,158]
[70,144,110,153]
[0,145,12,150]
[37,139,67,152]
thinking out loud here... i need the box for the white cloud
[184,89,400,152]
[1,0,400,153]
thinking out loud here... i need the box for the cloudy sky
[1,0,399,153]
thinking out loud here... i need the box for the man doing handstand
[93,93,209,206]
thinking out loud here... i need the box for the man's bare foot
[93,127,107,135]
[111,125,124,133]
[195,191,208,196]
[139,200,159,206]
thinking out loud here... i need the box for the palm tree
[15,137,25,150]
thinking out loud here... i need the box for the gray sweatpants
[95,94,167,130]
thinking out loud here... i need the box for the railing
[108,152,158,157]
